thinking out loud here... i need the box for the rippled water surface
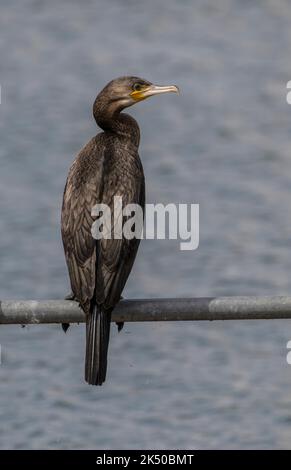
[1,0,291,449]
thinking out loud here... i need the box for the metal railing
[1,296,291,324]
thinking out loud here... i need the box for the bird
[61,76,179,385]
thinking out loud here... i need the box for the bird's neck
[94,103,140,147]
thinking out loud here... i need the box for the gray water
[1,0,291,450]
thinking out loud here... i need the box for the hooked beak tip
[172,85,180,94]
[148,84,180,96]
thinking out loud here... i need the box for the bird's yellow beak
[130,84,179,102]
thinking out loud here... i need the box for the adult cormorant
[61,76,178,385]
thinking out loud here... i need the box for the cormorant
[61,76,179,385]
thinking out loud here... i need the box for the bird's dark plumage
[61,76,178,385]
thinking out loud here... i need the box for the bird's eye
[133,83,143,92]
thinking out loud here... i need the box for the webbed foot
[116,296,124,332]
[62,292,75,333]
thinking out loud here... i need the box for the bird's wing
[61,139,104,313]
[96,155,145,309]
[62,138,145,312]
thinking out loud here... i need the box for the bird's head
[94,76,179,117]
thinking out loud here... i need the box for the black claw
[116,296,124,331]
[62,293,74,332]
[116,322,124,332]
[62,323,70,333]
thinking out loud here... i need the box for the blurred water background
[1,0,291,449]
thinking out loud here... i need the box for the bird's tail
[85,304,111,385]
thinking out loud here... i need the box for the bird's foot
[62,323,70,333]
[116,296,124,332]
[116,322,124,332]
[62,292,75,333]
